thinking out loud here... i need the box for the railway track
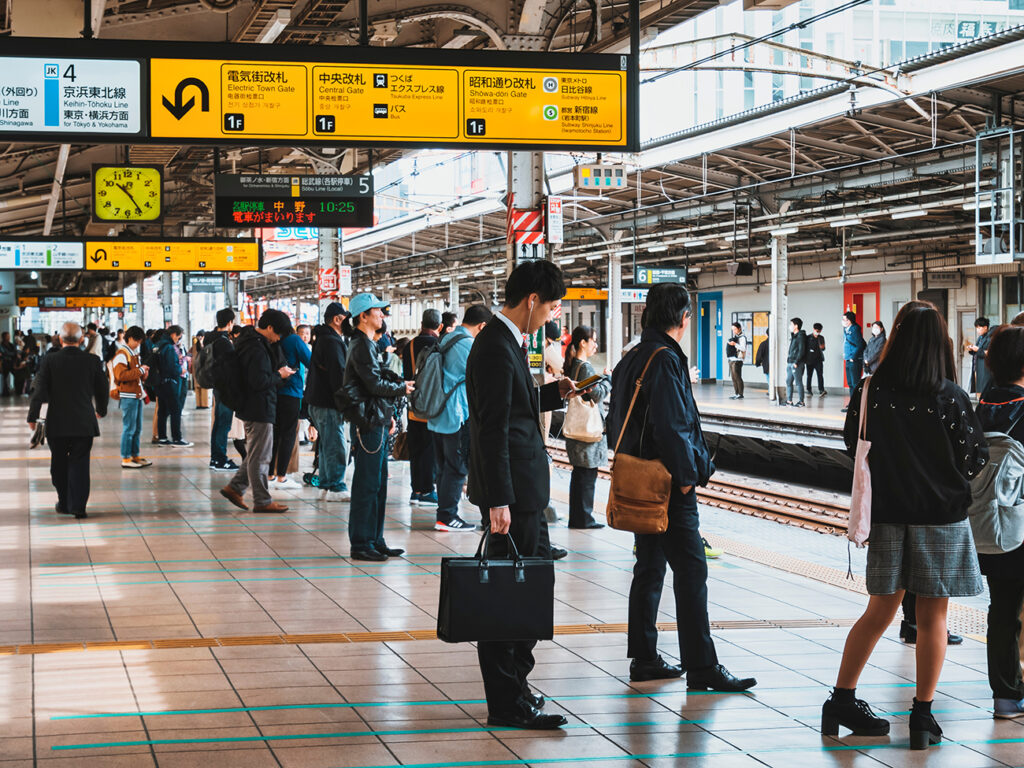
[548,445,850,535]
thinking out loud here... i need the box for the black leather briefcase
[437,531,554,643]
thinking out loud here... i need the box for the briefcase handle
[474,529,525,585]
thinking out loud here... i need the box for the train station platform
[0,399,1015,768]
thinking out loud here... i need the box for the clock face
[93,165,163,222]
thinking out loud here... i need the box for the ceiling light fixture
[891,209,927,219]
[586,254,603,261]
[557,256,576,265]
[850,248,877,256]
[830,217,862,228]
[683,239,706,248]
[256,9,291,43]
[770,226,799,237]
[647,244,668,253]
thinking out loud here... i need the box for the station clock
[92,165,164,223]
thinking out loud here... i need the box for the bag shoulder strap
[410,337,416,375]
[858,375,872,441]
[612,346,668,455]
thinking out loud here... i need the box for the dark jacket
[342,328,406,429]
[844,375,988,526]
[754,339,769,374]
[806,333,825,362]
[305,325,348,410]
[971,330,993,395]
[863,331,886,374]
[204,329,233,402]
[607,328,714,490]
[155,336,182,383]
[974,384,1024,578]
[402,331,439,380]
[233,326,281,424]
[466,316,564,512]
[843,323,866,361]
[787,330,807,365]
[27,346,109,437]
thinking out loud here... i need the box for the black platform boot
[909,698,942,750]
[821,688,890,736]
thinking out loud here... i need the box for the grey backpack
[408,333,463,421]
[968,432,1024,554]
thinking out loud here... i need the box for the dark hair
[564,325,596,374]
[421,308,442,330]
[984,325,1024,386]
[463,304,492,326]
[1012,311,1024,327]
[976,317,991,329]
[813,323,823,332]
[644,283,691,332]
[871,320,886,334]
[216,308,236,328]
[790,317,803,330]
[441,311,458,329]
[504,260,565,308]
[844,311,857,324]
[86,322,97,332]
[731,322,742,332]
[340,315,354,338]
[544,320,561,341]
[257,309,293,337]
[124,326,145,342]
[875,304,954,395]
[296,324,311,333]
[166,325,183,337]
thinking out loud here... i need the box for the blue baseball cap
[348,293,390,318]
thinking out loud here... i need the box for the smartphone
[574,374,608,391]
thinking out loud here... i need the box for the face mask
[872,327,881,336]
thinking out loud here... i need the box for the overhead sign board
[562,288,608,301]
[0,57,143,137]
[620,288,649,303]
[214,173,373,228]
[546,196,564,245]
[0,271,14,307]
[0,240,84,270]
[18,295,124,309]
[635,265,687,285]
[84,239,261,272]
[184,273,223,293]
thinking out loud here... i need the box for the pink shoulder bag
[848,376,873,547]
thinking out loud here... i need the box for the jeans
[436,424,470,524]
[569,466,599,527]
[271,395,301,477]
[349,424,389,552]
[628,489,718,670]
[785,363,805,403]
[119,397,143,459]
[48,435,93,515]
[986,576,1024,700]
[157,378,183,441]
[407,419,437,494]
[309,405,348,491]
[228,421,274,508]
[211,398,233,464]
[845,359,863,389]
[806,359,824,394]
[729,360,744,396]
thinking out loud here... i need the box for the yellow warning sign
[85,240,260,272]
[149,58,627,147]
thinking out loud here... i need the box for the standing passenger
[112,326,151,469]
[842,311,867,412]
[755,327,770,398]
[785,317,808,407]
[726,322,747,400]
[305,303,352,500]
[969,317,993,396]
[863,321,887,375]
[402,309,442,507]
[155,326,192,447]
[822,303,986,749]
[270,322,310,489]
[207,309,240,472]
[806,323,826,397]
[563,325,609,529]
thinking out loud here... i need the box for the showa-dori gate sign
[0,38,637,152]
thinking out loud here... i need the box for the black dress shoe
[568,522,605,530]
[900,622,963,646]
[523,690,545,710]
[630,655,683,682]
[55,502,70,515]
[376,546,405,558]
[487,701,566,730]
[686,664,756,692]
[72,510,88,519]
[351,549,388,561]
[550,547,568,560]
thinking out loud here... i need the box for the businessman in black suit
[28,322,109,519]
[466,260,583,730]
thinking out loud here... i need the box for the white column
[449,276,459,312]
[317,227,341,318]
[607,248,622,367]
[769,235,789,402]
[161,272,173,328]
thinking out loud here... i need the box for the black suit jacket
[467,316,563,513]
[28,346,109,437]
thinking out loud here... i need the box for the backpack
[968,431,1024,554]
[194,343,218,390]
[408,332,463,421]
[210,342,245,412]
[143,344,163,382]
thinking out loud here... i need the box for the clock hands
[116,183,143,214]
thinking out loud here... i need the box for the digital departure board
[214,173,374,228]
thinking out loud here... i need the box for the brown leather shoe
[253,502,289,514]
[219,486,248,511]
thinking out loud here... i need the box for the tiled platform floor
[1,396,1020,768]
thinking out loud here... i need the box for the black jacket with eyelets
[844,376,988,526]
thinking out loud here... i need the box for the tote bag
[848,376,873,547]
[563,362,603,443]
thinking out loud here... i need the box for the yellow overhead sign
[562,288,609,301]
[149,59,627,147]
[19,296,124,308]
[85,240,260,272]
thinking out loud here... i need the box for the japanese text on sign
[85,240,261,272]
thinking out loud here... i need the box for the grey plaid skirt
[866,520,983,598]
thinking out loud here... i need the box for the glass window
[981,277,1000,322]
[1005,276,1024,324]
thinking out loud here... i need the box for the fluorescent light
[892,209,926,220]
[830,217,862,227]
[557,256,575,264]
[724,233,748,242]
[257,9,291,43]
[688,267,701,274]
[398,283,409,288]
[963,199,993,210]
[647,244,668,253]
[473,270,484,276]
[756,259,772,266]
[683,239,706,248]
[851,248,877,256]
[491,268,504,274]
[770,226,799,237]
[586,254,603,261]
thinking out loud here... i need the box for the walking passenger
[112,326,152,469]
[270,321,310,489]
[344,294,412,561]
[403,309,442,507]
[27,322,109,519]
[608,284,755,690]
[726,322,746,400]
[305,302,352,501]
[823,302,986,749]
[563,325,609,529]
[806,323,826,397]
[841,311,866,412]
[206,309,240,472]
[427,304,492,532]
[785,317,807,407]
[863,321,886,375]
[969,317,993,396]
[971,324,1024,719]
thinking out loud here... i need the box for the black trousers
[729,360,744,396]
[48,435,93,515]
[986,576,1024,700]
[271,395,301,477]
[407,419,437,494]
[806,359,824,394]
[568,466,599,528]
[627,489,718,670]
[476,506,552,715]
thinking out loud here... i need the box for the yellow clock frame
[92,165,164,223]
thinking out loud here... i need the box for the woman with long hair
[563,325,609,529]
[822,301,987,749]
[863,321,886,375]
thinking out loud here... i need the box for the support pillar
[607,248,622,367]
[178,278,190,343]
[506,151,546,269]
[769,236,788,402]
[136,274,145,328]
[161,272,173,328]
[449,276,459,312]
[225,274,239,313]
[318,227,342,318]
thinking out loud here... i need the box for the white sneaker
[323,489,351,502]
[275,477,301,489]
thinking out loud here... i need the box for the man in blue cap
[341,293,414,561]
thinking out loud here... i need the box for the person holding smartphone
[563,325,610,529]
